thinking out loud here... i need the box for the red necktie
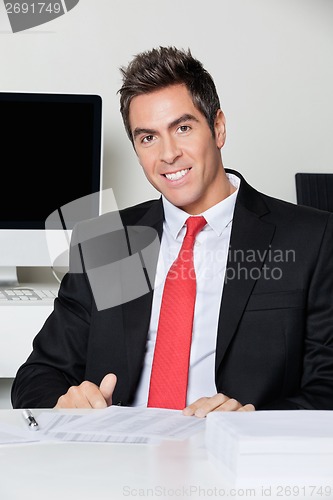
[147,216,207,409]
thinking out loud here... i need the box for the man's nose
[159,136,182,164]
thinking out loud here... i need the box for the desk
[0,280,57,407]
[1,410,333,500]
[0,279,58,377]
[0,298,54,378]
[0,409,226,500]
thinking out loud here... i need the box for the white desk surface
[0,409,225,500]
[1,410,333,500]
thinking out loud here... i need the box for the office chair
[295,173,333,212]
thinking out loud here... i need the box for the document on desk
[205,410,333,485]
[0,422,41,445]
[38,406,205,444]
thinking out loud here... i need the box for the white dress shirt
[132,173,240,406]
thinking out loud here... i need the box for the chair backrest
[295,173,333,212]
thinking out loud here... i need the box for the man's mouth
[163,168,191,181]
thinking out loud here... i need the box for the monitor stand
[0,266,19,287]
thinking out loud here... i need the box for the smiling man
[129,85,234,215]
[12,47,333,414]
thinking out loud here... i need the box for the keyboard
[0,287,58,303]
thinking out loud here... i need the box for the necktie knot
[184,216,207,242]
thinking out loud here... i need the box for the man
[11,47,333,415]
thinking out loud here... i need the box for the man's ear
[214,109,226,149]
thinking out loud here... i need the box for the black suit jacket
[11,170,333,410]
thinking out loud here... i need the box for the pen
[22,409,39,431]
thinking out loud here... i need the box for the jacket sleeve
[11,226,93,409]
[259,213,333,410]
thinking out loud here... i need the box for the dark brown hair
[118,46,221,143]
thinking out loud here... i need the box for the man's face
[129,84,228,214]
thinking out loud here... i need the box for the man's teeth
[165,169,189,181]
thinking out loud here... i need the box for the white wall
[0,0,332,407]
[1,0,332,207]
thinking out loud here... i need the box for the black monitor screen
[1,92,102,228]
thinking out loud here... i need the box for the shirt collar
[162,173,240,239]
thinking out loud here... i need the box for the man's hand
[54,373,117,409]
[182,393,255,418]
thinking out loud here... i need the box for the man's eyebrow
[169,113,199,129]
[132,114,199,140]
[133,127,157,140]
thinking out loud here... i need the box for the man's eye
[142,135,154,143]
[177,125,190,133]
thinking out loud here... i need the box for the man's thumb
[99,373,117,406]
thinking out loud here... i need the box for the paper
[37,406,205,444]
[0,406,205,446]
[205,411,333,485]
[0,421,41,445]
[207,410,333,453]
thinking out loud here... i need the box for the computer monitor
[0,91,103,286]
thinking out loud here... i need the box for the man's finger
[194,393,230,417]
[55,382,101,409]
[183,393,229,418]
[237,404,256,412]
[99,373,117,407]
[182,397,209,416]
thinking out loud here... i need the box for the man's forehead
[129,84,202,128]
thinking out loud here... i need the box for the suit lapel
[215,171,276,373]
[120,199,164,399]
